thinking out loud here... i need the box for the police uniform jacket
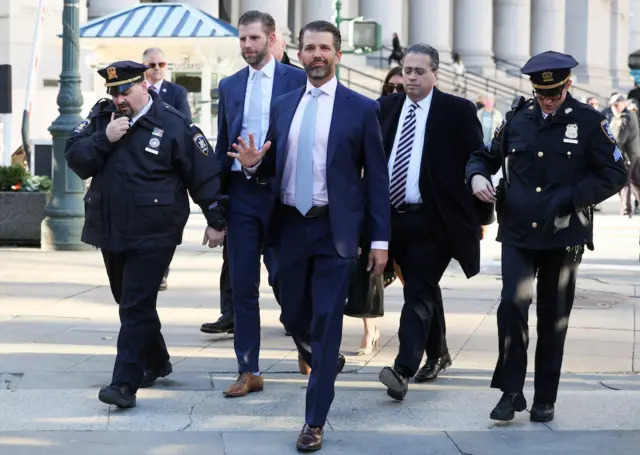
[65,90,226,252]
[465,93,627,250]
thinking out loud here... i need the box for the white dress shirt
[280,76,387,251]
[387,91,433,204]
[233,56,276,171]
[281,76,336,206]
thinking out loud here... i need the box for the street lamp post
[41,0,90,251]
[334,0,343,79]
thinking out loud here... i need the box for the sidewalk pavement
[1,196,640,454]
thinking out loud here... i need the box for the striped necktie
[389,103,419,208]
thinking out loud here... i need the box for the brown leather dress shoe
[223,372,264,397]
[296,424,323,452]
[298,354,311,375]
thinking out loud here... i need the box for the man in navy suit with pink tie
[230,20,390,452]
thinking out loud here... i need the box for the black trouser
[391,210,453,377]
[219,239,233,319]
[426,285,449,359]
[491,244,583,405]
[102,247,176,393]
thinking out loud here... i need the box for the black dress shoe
[98,384,136,408]
[200,317,234,334]
[530,403,554,422]
[489,391,527,421]
[296,424,323,452]
[414,353,452,383]
[140,360,173,388]
[379,366,409,401]
[336,353,345,374]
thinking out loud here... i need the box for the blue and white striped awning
[79,3,238,38]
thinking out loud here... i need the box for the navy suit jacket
[259,81,391,259]
[157,80,191,120]
[215,60,307,191]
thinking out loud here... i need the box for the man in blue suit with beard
[230,20,390,452]
[214,11,307,399]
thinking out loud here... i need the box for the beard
[116,102,133,117]
[242,45,269,66]
[304,58,331,80]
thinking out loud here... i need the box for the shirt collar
[130,96,153,125]
[304,76,338,98]
[405,89,433,112]
[249,56,276,80]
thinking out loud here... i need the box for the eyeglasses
[147,62,167,69]
[402,67,429,76]
[532,90,563,101]
[384,83,404,93]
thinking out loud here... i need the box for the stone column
[493,0,531,67]
[453,0,494,74]
[302,0,334,25]
[530,0,565,55]
[359,0,407,46]
[88,0,138,19]
[409,0,453,62]
[182,0,220,17]
[631,0,640,54]
[565,0,612,88]
[611,0,632,89]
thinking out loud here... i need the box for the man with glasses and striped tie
[376,43,492,401]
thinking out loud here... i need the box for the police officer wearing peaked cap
[65,61,227,408]
[465,51,627,423]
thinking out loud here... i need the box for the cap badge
[107,67,118,80]
[541,71,553,83]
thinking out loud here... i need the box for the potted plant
[0,164,52,246]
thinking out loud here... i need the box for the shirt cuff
[370,241,388,250]
[242,160,262,176]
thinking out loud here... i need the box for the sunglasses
[385,83,404,93]
[147,62,167,69]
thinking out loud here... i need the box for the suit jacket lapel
[327,83,351,167]
[423,87,440,153]
[271,61,287,108]
[231,67,250,141]
[383,94,406,160]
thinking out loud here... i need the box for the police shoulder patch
[600,119,616,144]
[73,118,91,133]
[193,133,209,156]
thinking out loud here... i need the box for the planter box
[0,192,50,246]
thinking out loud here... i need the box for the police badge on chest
[145,127,164,155]
[563,123,578,144]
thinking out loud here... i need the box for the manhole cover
[572,290,630,309]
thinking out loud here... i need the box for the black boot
[98,384,136,408]
[140,360,173,388]
[530,403,554,422]
[414,353,452,382]
[200,315,234,334]
[490,391,527,421]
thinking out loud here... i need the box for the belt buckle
[395,205,406,214]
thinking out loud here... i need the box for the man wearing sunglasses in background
[142,47,193,292]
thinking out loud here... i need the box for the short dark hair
[298,20,341,52]
[405,43,439,71]
[237,10,276,36]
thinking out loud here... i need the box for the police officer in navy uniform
[65,61,227,408]
[466,51,627,423]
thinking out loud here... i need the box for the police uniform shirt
[387,90,433,204]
